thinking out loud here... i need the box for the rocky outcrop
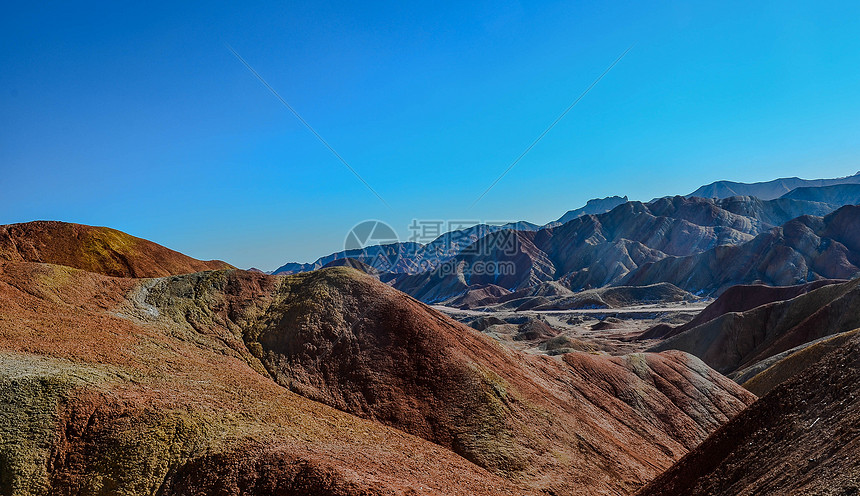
[446,284,512,309]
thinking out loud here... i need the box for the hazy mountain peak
[547,195,629,227]
[687,172,860,200]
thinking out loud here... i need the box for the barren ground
[434,301,710,355]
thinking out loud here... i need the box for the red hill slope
[139,266,756,494]
[0,259,755,495]
[0,262,528,496]
[0,221,232,277]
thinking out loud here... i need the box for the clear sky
[2,1,860,270]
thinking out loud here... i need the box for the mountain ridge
[391,195,851,304]
[272,196,627,275]
[687,171,860,200]
[627,204,860,294]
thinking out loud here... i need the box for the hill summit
[0,221,232,277]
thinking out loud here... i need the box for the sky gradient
[2,1,860,270]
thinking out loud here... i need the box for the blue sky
[2,1,859,270]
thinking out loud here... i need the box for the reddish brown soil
[242,268,755,494]
[0,256,755,495]
[0,261,526,495]
[636,333,860,496]
[0,221,231,277]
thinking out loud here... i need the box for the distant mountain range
[686,171,860,200]
[392,195,858,303]
[272,173,860,307]
[626,204,860,293]
[544,195,628,227]
[272,196,623,275]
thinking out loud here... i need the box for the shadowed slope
[636,333,860,496]
[738,328,860,396]
[639,280,843,340]
[651,277,860,376]
[0,221,232,277]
